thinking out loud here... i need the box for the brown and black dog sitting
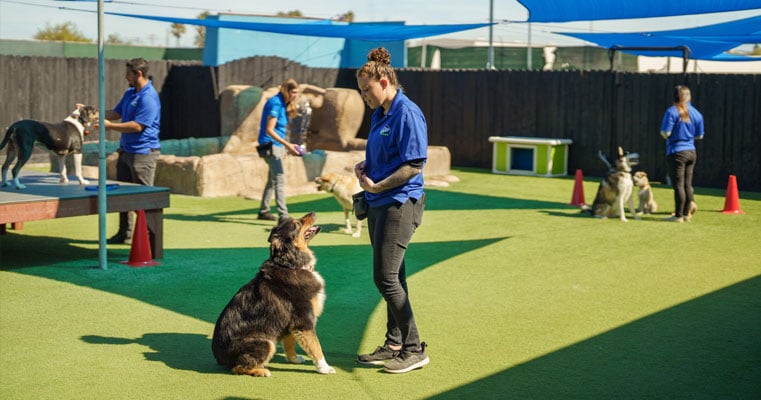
[212,212,335,377]
[582,147,640,222]
[1,105,98,189]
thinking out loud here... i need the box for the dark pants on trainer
[667,149,696,218]
[367,195,425,352]
[115,149,160,236]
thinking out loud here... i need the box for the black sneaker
[383,342,429,374]
[107,232,129,244]
[357,345,401,366]
[257,212,277,221]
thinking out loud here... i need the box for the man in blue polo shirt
[96,57,161,244]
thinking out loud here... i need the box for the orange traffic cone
[120,210,161,267]
[570,169,586,206]
[722,175,745,214]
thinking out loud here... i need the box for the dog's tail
[579,204,594,216]
[0,125,13,150]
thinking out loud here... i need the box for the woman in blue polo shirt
[353,48,429,374]
[256,79,302,223]
[660,85,704,222]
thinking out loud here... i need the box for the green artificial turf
[1,168,760,399]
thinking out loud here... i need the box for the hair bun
[367,47,391,65]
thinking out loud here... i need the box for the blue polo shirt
[113,80,161,154]
[258,93,288,146]
[364,89,428,207]
[660,103,704,156]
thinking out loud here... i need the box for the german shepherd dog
[1,105,98,189]
[212,212,336,377]
[582,147,639,222]
[315,172,362,238]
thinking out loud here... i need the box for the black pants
[115,150,160,235]
[667,150,696,218]
[367,196,425,352]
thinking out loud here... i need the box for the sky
[1,0,760,49]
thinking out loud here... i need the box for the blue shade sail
[557,15,761,60]
[517,0,761,22]
[105,12,492,41]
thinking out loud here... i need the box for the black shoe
[257,212,277,221]
[107,232,129,244]
[357,344,401,366]
[383,342,429,374]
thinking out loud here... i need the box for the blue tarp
[517,0,761,22]
[105,12,492,41]
[557,15,761,60]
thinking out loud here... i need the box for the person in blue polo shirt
[96,57,161,244]
[256,79,303,223]
[353,48,429,374]
[660,84,704,223]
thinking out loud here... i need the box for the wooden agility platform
[0,172,170,259]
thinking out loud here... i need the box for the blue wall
[202,15,406,68]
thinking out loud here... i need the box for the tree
[194,11,210,48]
[336,11,355,22]
[34,22,91,42]
[277,10,303,17]
[170,23,186,47]
[105,33,137,45]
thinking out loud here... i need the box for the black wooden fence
[2,55,759,190]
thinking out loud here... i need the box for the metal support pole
[487,0,494,69]
[527,22,532,69]
[97,0,107,270]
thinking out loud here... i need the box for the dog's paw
[59,177,69,184]
[343,228,353,235]
[286,354,305,364]
[351,232,361,238]
[315,359,336,375]
[78,179,90,185]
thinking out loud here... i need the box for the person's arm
[103,120,144,133]
[264,116,299,155]
[93,109,143,133]
[660,109,675,139]
[359,160,423,194]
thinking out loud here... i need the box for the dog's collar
[63,115,87,138]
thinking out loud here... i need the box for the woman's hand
[354,161,366,180]
[358,173,378,193]
[285,142,302,156]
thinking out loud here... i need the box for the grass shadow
[10,237,508,374]
[1,233,100,269]
[431,275,761,399]
[81,333,223,374]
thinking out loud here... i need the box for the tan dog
[632,171,658,214]
[315,172,362,238]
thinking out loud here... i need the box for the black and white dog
[582,147,640,222]
[1,105,98,189]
